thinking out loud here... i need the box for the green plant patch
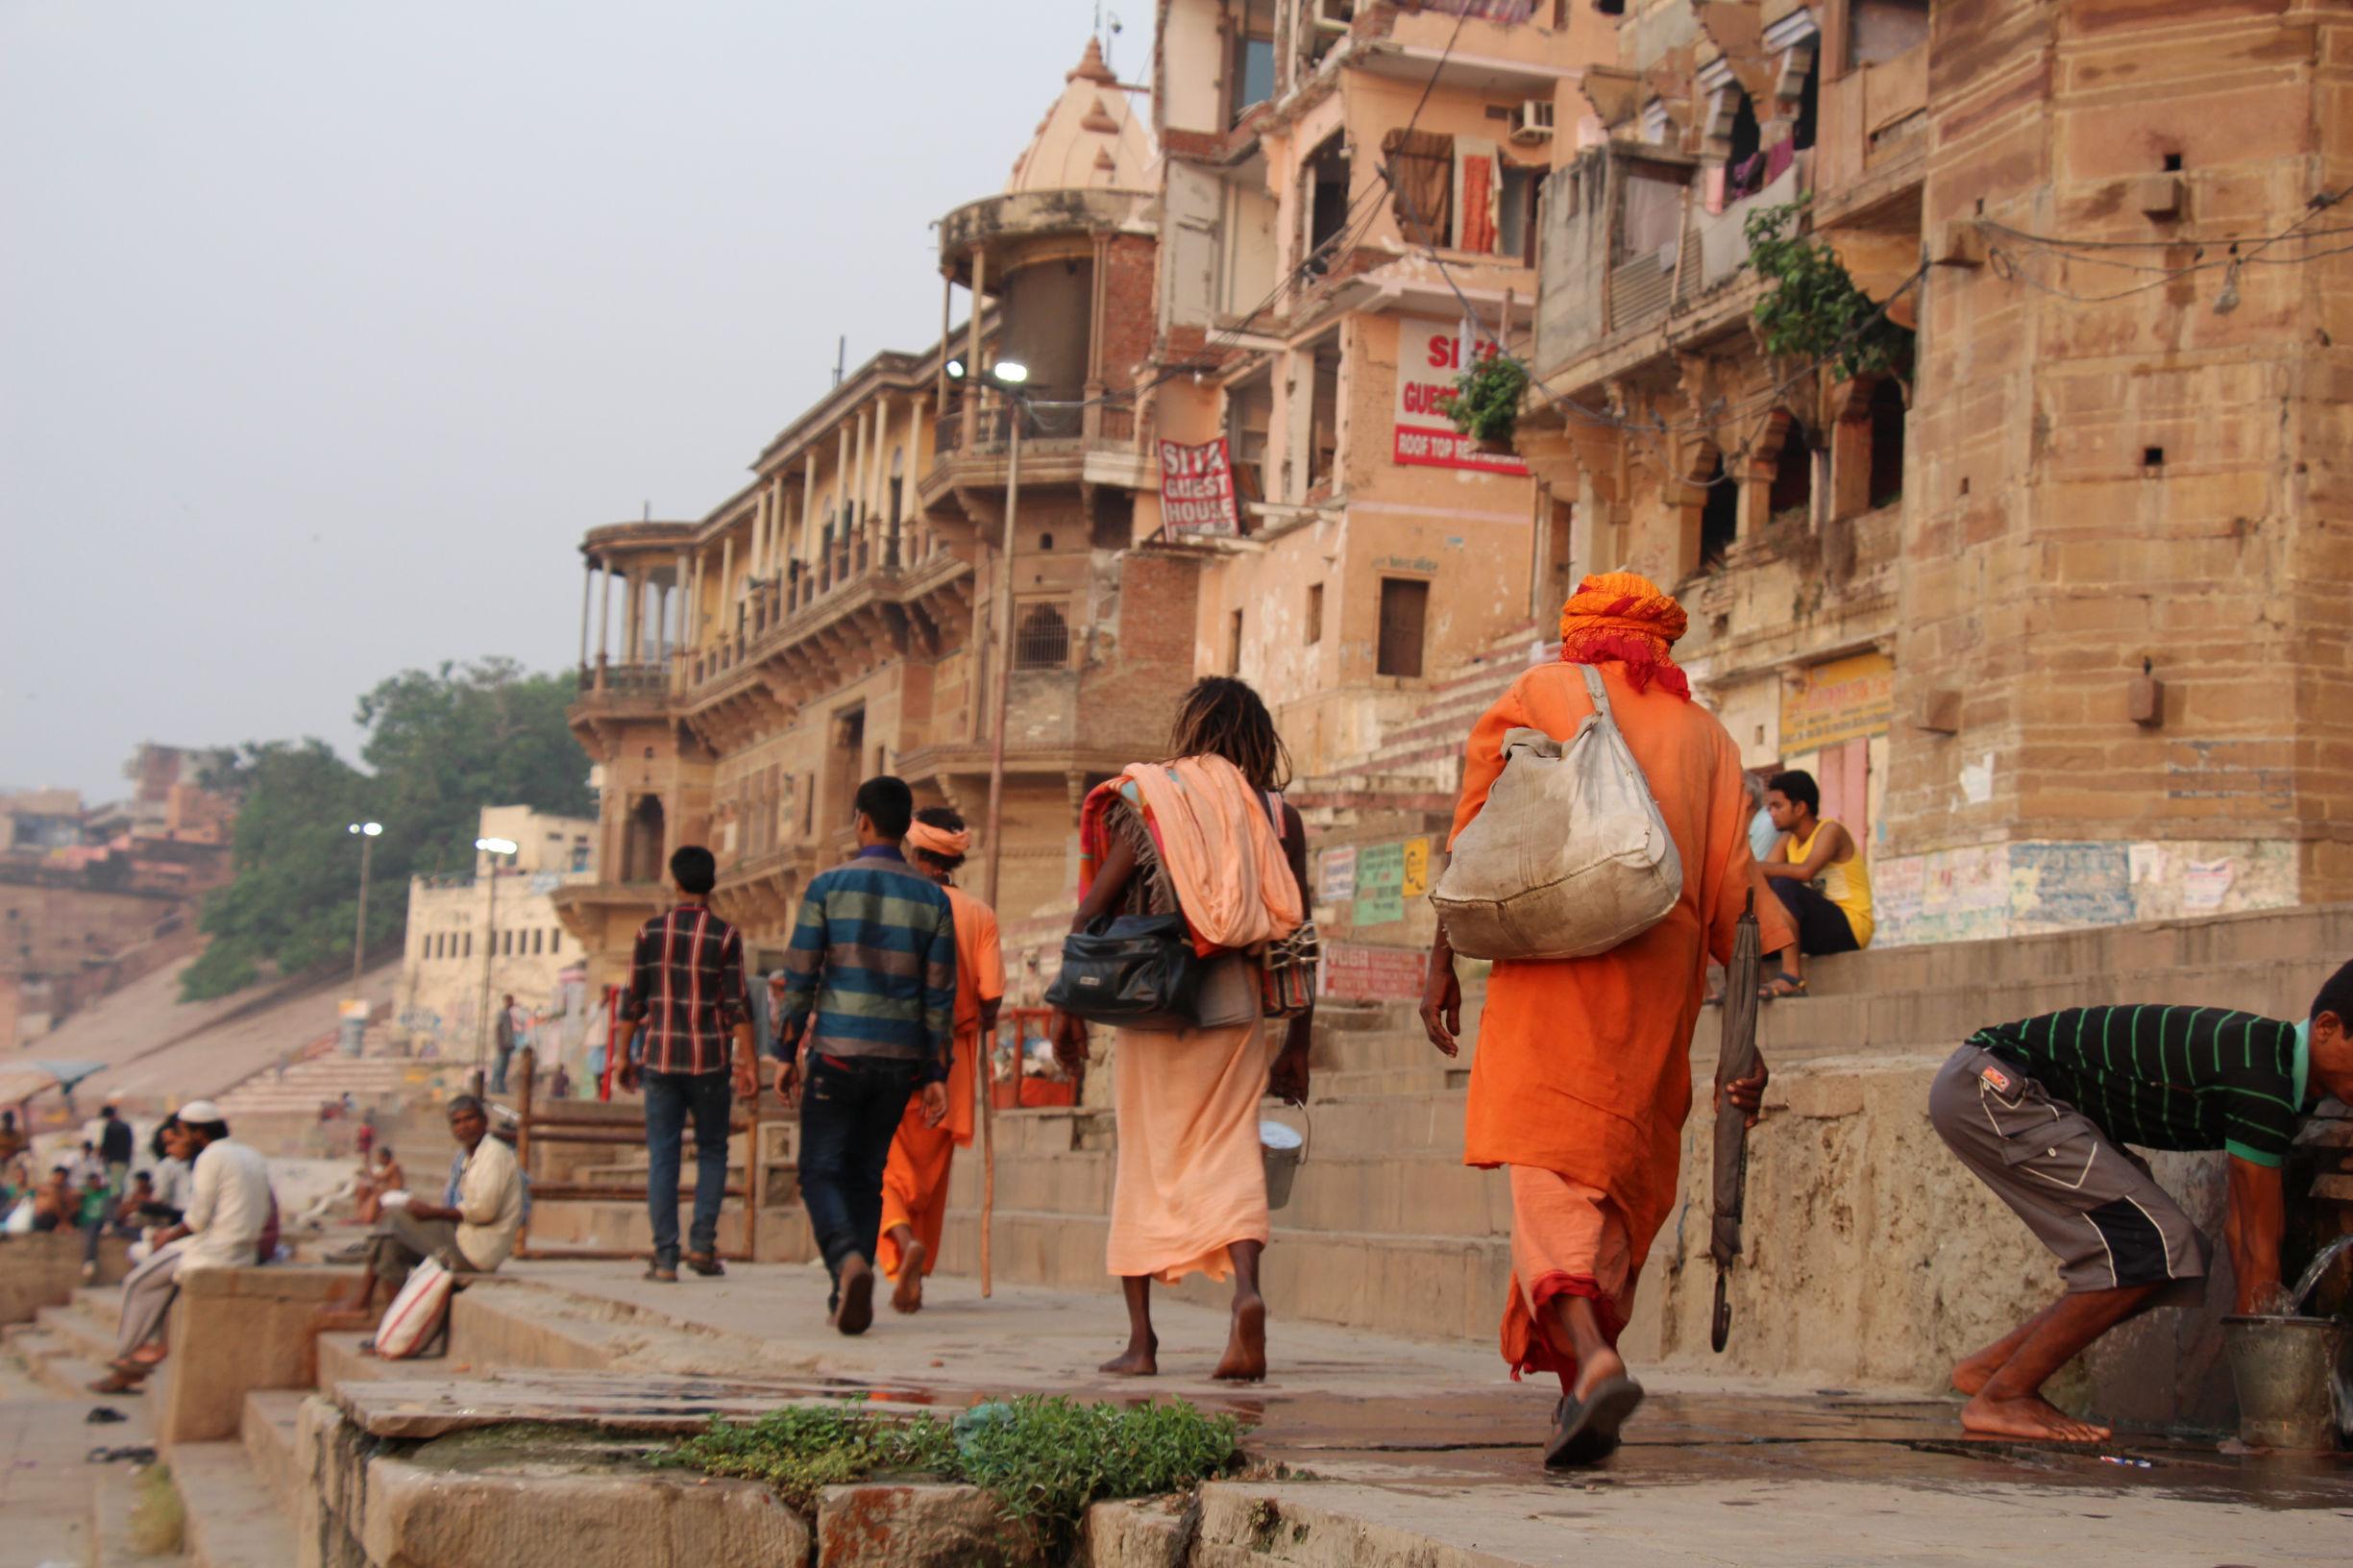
[1438,352,1530,445]
[659,1395,1242,1559]
[1743,200,1913,382]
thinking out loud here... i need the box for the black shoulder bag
[1043,912,1202,1033]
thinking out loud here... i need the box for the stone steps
[240,1389,306,1510]
[932,1208,1510,1343]
[943,1146,1513,1238]
[3,1323,110,1398]
[170,1439,298,1568]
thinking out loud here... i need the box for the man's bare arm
[2225,1155,2285,1313]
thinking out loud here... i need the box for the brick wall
[1099,233,1158,393]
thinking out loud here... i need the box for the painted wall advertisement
[1354,842,1407,925]
[1158,437,1241,537]
[1780,650,1896,753]
[1392,316,1530,477]
[1319,943,1431,1003]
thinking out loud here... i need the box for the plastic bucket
[1261,1105,1310,1212]
[2221,1314,2350,1450]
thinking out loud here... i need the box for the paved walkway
[471,1259,2353,1566]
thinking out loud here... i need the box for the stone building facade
[1140,0,1611,775]
[556,41,1202,992]
[1513,0,2353,944]
[395,806,597,1065]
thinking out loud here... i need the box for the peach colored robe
[879,887,1003,1281]
[1449,660,1794,1378]
[1097,757,1301,1284]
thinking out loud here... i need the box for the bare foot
[834,1255,876,1336]
[1960,1390,2110,1443]
[1099,1336,1158,1377]
[1572,1342,1627,1403]
[1212,1292,1267,1382]
[891,1242,927,1314]
[1950,1346,2007,1398]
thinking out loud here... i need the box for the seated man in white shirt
[320,1095,523,1320]
[92,1101,275,1394]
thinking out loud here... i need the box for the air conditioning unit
[1313,0,1357,35]
[1509,99,1556,144]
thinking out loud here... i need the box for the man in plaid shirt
[617,845,755,1283]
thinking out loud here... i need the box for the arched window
[1769,415,1814,522]
[1699,454,1738,569]
[1013,602,1071,670]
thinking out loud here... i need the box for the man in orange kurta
[1421,572,1795,1468]
[877,808,1005,1313]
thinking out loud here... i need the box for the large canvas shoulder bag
[1429,663,1684,961]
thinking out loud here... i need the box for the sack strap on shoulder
[1575,660,1616,723]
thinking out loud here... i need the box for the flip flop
[1543,1376,1646,1468]
[1757,972,1806,1001]
[835,1259,876,1336]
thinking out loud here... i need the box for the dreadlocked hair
[1167,676,1292,792]
[913,804,968,871]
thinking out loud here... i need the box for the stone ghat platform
[12,1256,2347,1567]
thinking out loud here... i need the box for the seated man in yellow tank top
[1756,769,1874,997]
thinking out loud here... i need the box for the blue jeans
[797,1054,919,1303]
[643,1068,732,1263]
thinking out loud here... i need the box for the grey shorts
[1929,1044,2210,1302]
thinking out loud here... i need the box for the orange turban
[907,821,971,860]
[1558,571,1691,700]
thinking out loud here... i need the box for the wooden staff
[979,1020,996,1297]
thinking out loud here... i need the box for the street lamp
[980,360,1030,913]
[473,836,520,1095]
[347,821,382,993]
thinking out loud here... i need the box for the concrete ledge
[0,1231,129,1324]
[294,1392,811,1568]
[161,1264,353,1446]
[819,1482,1026,1567]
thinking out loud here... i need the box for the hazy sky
[1,0,1149,799]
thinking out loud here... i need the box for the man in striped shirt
[617,845,755,1283]
[1929,960,2353,1442]
[772,776,956,1335]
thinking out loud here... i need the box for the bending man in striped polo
[617,845,757,1284]
[1929,959,2353,1441]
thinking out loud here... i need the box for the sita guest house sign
[1394,317,1529,477]
[1158,438,1242,538]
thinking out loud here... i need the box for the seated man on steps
[1930,960,2353,1442]
[1755,769,1874,998]
[320,1095,523,1322]
[91,1102,275,1394]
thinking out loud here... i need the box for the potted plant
[1439,350,1530,455]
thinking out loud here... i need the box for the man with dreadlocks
[1052,677,1311,1382]
[1421,572,1793,1467]
[876,805,1005,1313]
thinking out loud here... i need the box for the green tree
[180,660,591,1001]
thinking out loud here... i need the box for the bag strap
[1575,662,1623,731]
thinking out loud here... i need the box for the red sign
[1158,437,1242,537]
[1318,942,1432,1003]
[1393,316,1529,476]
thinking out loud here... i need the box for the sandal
[1757,972,1806,1000]
[86,1372,145,1395]
[1543,1375,1646,1468]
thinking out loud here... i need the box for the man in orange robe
[877,806,1005,1312]
[1420,572,1795,1468]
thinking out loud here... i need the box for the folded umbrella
[1709,891,1763,1352]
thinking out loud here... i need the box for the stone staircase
[923,901,2353,1376]
[1287,621,1547,835]
[213,1051,448,1122]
